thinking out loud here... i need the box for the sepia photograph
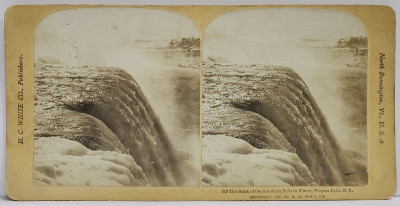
[33,8,201,187]
[3,4,398,201]
[202,8,368,187]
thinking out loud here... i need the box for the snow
[34,137,149,186]
[202,135,316,186]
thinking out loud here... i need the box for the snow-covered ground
[202,135,316,186]
[34,137,148,186]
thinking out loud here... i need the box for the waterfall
[34,63,183,186]
[202,62,366,186]
[33,61,367,187]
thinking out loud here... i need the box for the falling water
[34,63,184,186]
[202,62,367,186]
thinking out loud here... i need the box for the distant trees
[336,36,367,49]
[167,37,200,57]
[336,36,368,57]
[168,37,200,49]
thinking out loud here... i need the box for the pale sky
[34,8,199,66]
[204,8,367,65]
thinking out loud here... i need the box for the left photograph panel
[33,8,201,187]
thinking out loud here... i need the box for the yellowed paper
[5,5,396,200]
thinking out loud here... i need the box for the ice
[34,137,148,186]
[202,135,316,186]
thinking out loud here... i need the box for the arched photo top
[34,7,200,67]
[203,8,367,65]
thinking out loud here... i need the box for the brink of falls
[34,63,183,186]
[202,61,367,186]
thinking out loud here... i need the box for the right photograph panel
[202,9,368,187]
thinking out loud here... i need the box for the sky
[34,8,199,67]
[203,8,367,65]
